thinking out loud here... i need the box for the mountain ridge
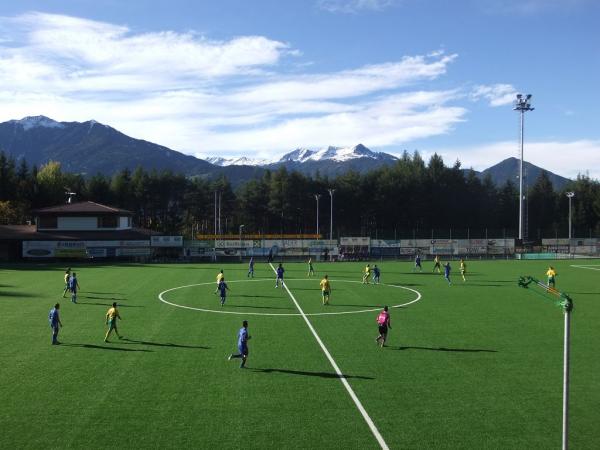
[0,116,571,188]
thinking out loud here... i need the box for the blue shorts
[238,344,248,356]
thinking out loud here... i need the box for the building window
[98,216,118,228]
[38,216,57,228]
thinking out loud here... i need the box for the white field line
[158,279,421,317]
[570,265,600,271]
[269,263,389,450]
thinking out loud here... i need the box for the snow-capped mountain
[205,156,270,167]
[208,144,398,167]
[202,144,399,176]
[278,144,397,163]
[9,115,66,131]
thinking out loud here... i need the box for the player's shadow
[227,304,295,311]
[395,346,497,353]
[61,343,153,352]
[85,291,124,295]
[77,301,143,308]
[81,295,128,301]
[251,368,374,380]
[330,304,381,308]
[0,291,35,298]
[120,338,209,349]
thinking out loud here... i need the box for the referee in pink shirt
[375,306,391,347]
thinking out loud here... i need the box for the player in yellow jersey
[214,269,224,294]
[104,302,123,342]
[320,275,331,305]
[433,255,441,273]
[61,268,71,298]
[362,264,371,284]
[460,259,467,282]
[546,266,557,288]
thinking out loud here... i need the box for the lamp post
[514,94,534,240]
[328,188,335,260]
[239,224,245,262]
[315,194,321,237]
[566,192,575,257]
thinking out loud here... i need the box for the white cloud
[477,0,591,15]
[0,12,468,159]
[471,84,517,107]
[317,0,396,14]
[0,12,291,94]
[426,139,600,180]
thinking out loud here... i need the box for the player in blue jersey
[48,303,63,345]
[275,263,285,288]
[247,257,254,278]
[372,265,381,284]
[413,254,422,272]
[228,320,251,368]
[444,262,452,285]
[69,272,80,303]
[217,278,230,306]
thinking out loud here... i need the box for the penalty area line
[269,263,389,450]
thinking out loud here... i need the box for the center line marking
[269,263,389,450]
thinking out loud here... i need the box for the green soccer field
[1,259,599,449]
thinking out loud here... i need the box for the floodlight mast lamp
[315,194,321,237]
[514,94,534,240]
[239,224,245,262]
[328,188,335,259]
[566,192,575,240]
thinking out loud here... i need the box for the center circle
[158,278,422,317]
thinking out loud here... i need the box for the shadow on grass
[250,368,374,380]
[121,338,209,349]
[328,304,381,308]
[81,295,127,301]
[77,301,144,308]
[85,291,124,295]
[61,343,153,352]
[225,304,295,311]
[395,346,497,353]
[0,291,35,298]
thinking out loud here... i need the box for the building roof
[32,201,133,216]
[0,225,158,241]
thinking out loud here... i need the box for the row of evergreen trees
[1,151,599,238]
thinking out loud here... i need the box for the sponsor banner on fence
[87,248,108,258]
[84,240,149,248]
[340,237,371,246]
[151,236,183,247]
[116,248,152,257]
[23,241,87,258]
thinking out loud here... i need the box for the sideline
[269,263,390,450]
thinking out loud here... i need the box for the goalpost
[518,276,573,450]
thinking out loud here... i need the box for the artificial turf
[0,259,598,449]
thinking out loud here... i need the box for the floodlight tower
[314,194,321,237]
[328,188,335,250]
[514,94,534,240]
[566,192,575,239]
[239,224,245,262]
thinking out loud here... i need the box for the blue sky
[0,0,599,178]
